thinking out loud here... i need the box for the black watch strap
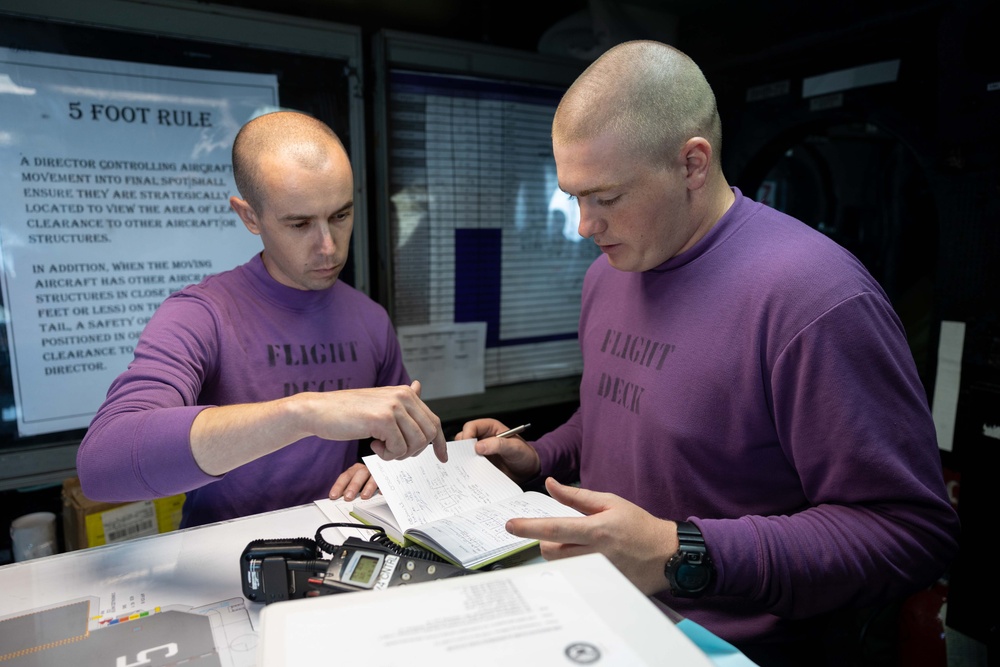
[664,521,714,598]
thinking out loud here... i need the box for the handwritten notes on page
[363,438,521,532]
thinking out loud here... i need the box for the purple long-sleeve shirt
[78,253,409,527]
[534,189,959,644]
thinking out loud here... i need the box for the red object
[897,579,948,667]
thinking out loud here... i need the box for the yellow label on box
[82,495,185,547]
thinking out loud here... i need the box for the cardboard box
[61,477,185,551]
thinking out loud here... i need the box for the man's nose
[317,223,337,253]
[577,201,605,239]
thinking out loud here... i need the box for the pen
[497,423,530,439]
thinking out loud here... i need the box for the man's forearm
[189,384,447,476]
[190,395,308,476]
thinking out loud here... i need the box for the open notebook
[350,438,583,569]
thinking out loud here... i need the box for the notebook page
[408,490,584,569]
[363,439,523,533]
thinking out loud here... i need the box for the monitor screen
[374,32,589,409]
[386,70,599,387]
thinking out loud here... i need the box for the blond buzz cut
[553,40,722,167]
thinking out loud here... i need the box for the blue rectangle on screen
[455,228,502,348]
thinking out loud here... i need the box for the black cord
[312,522,447,563]
[314,522,385,555]
[369,534,447,562]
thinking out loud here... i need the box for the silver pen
[497,423,530,439]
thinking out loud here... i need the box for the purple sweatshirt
[78,253,409,527]
[534,189,959,644]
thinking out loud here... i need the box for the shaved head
[232,111,346,211]
[554,40,721,167]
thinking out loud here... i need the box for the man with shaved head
[460,42,958,663]
[79,111,445,528]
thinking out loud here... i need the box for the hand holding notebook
[350,438,583,569]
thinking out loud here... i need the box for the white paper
[359,439,584,568]
[362,439,521,531]
[397,322,486,399]
[931,320,965,452]
[408,491,582,568]
[262,554,715,667]
[0,47,277,435]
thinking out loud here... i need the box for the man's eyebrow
[562,184,619,197]
[278,212,312,222]
[277,201,353,222]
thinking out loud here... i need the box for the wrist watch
[664,521,714,598]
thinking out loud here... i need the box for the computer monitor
[372,31,589,418]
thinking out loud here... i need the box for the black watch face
[676,560,710,593]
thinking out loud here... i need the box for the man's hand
[304,380,447,463]
[329,462,378,502]
[191,381,446,477]
[456,418,540,483]
[505,478,679,595]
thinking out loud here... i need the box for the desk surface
[0,502,348,666]
[0,500,749,667]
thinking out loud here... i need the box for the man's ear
[681,137,712,191]
[230,196,261,235]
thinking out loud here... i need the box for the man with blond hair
[461,41,958,664]
[79,111,445,527]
